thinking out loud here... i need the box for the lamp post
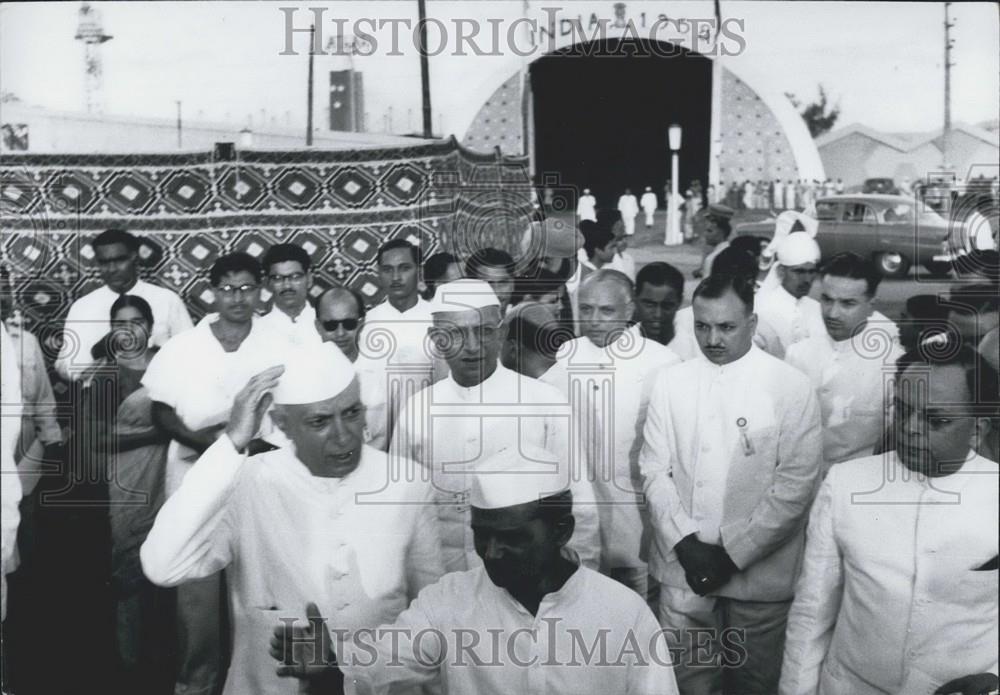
[239,128,253,149]
[666,124,683,245]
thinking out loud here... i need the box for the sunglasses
[320,318,360,331]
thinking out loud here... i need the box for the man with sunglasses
[258,243,317,347]
[55,228,193,380]
[142,252,286,695]
[390,279,600,575]
[315,287,389,451]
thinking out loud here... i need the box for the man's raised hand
[226,366,284,452]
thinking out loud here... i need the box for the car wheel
[875,252,911,278]
[923,261,952,278]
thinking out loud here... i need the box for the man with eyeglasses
[258,243,317,347]
[315,287,389,451]
[390,279,600,575]
[55,228,192,380]
[142,341,442,695]
[141,252,286,695]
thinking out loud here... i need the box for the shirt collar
[699,344,761,377]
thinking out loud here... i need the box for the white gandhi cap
[429,278,500,315]
[271,340,357,405]
[776,232,821,267]
[469,445,570,510]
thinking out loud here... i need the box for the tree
[785,85,841,138]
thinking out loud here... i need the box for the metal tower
[74,2,113,114]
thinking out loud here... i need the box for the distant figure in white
[577,188,597,223]
[640,186,658,228]
[618,188,639,236]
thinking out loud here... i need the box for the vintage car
[734,194,956,278]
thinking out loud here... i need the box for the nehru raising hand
[141,341,442,695]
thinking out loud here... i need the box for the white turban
[469,445,569,510]
[429,279,500,315]
[271,340,357,405]
[777,232,822,267]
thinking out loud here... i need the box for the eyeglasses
[268,272,306,284]
[215,284,260,296]
[320,318,360,331]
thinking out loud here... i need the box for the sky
[1,1,997,136]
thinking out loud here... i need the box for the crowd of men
[1,203,998,695]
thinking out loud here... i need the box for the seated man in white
[270,446,680,695]
[780,344,999,695]
[141,341,443,695]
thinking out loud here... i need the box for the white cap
[429,279,500,315]
[469,445,569,510]
[776,232,821,267]
[271,340,357,405]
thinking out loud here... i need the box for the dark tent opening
[530,39,713,211]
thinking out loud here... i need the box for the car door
[813,200,841,257]
[834,201,879,258]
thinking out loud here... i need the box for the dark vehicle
[734,194,955,278]
[862,178,899,195]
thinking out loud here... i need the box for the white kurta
[640,192,658,214]
[341,558,680,695]
[609,251,637,281]
[555,326,680,569]
[640,346,823,601]
[785,319,902,467]
[390,364,601,573]
[255,302,319,347]
[360,298,435,430]
[755,286,825,359]
[141,318,286,494]
[355,353,390,451]
[1,324,23,621]
[577,194,597,222]
[55,279,193,380]
[780,453,999,695]
[141,437,443,695]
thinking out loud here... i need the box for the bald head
[316,286,366,361]
[578,269,635,348]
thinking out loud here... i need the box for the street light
[239,127,254,149]
[666,124,683,245]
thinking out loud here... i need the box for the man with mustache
[754,233,825,358]
[142,252,286,695]
[390,279,599,574]
[785,253,903,469]
[259,243,317,347]
[55,228,192,380]
[269,446,679,695]
[640,273,823,694]
[781,343,999,695]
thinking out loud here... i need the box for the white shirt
[141,437,443,695]
[786,318,903,467]
[618,194,639,218]
[355,353,389,451]
[780,453,999,695]
[755,285,825,358]
[55,279,193,380]
[141,317,286,494]
[577,194,597,222]
[640,347,823,601]
[1,324,23,621]
[555,326,680,569]
[640,191,658,212]
[341,558,679,695]
[255,302,319,348]
[610,251,637,281]
[390,364,601,573]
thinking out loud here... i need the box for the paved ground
[556,209,957,320]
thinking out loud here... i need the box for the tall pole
[670,153,680,243]
[175,100,182,149]
[942,3,954,169]
[417,0,433,137]
[306,23,315,146]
